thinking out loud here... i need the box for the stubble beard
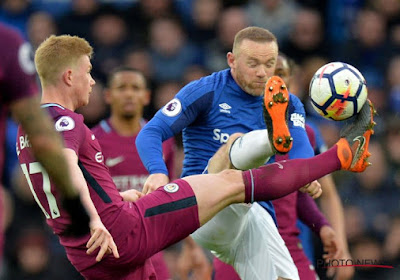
[244,85,263,96]
[237,75,264,96]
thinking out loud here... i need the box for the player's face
[275,55,291,87]
[73,55,95,108]
[228,39,278,96]
[107,71,150,119]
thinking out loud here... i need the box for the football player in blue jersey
[136,26,317,279]
[136,26,374,279]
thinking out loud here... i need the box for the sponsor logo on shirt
[162,98,182,117]
[219,103,231,114]
[290,113,305,129]
[55,116,75,131]
[213,128,230,144]
[105,156,125,167]
[164,183,179,193]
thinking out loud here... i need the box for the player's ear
[227,52,235,68]
[63,69,73,86]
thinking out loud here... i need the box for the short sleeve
[54,114,85,154]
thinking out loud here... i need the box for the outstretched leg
[186,99,376,225]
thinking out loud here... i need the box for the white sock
[229,129,274,170]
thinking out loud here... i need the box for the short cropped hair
[35,35,93,86]
[107,66,147,89]
[232,26,277,53]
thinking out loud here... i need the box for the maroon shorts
[70,179,199,280]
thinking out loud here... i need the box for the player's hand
[327,250,355,280]
[62,195,91,236]
[177,241,212,280]
[142,173,169,195]
[299,180,322,199]
[120,189,144,202]
[86,219,119,262]
[320,225,341,261]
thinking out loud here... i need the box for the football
[309,62,368,121]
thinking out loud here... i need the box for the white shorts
[192,202,299,280]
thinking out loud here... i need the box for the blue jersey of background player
[136,68,311,223]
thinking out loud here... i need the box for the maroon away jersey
[17,104,199,279]
[16,104,196,279]
[92,119,175,192]
[16,104,125,270]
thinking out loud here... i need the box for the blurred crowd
[1,0,400,279]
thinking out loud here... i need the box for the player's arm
[137,87,211,193]
[138,136,178,196]
[62,148,119,262]
[308,122,354,279]
[177,236,212,280]
[136,120,175,193]
[120,189,144,202]
[318,175,348,251]
[318,175,354,279]
[297,190,341,260]
[163,137,176,179]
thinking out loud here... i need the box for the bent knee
[227,133,244,146]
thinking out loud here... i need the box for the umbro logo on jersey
[219,103,232,114]
[105,156,125,167]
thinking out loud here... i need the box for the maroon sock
[243,145,341,203]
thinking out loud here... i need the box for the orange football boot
[336,99,376,172]
[263,76,293,154]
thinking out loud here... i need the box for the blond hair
[232,27,277,54]
[35,35,93,86]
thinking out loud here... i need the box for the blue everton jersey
[137,69,265,177]
[136,69,310,223]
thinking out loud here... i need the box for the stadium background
[1,0,399,279]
